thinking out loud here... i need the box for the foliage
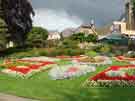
[85,51,98,57]
[99,44,111,54]
[59,39,78,49]
[26,27,48,48]
[128,39,135,50]
[125,51,135,58]
[123,69,135,76]
[71,32,97,43]
[0,19,8,49]
[71,32,86,42]
[6,47,85,58]
[92,43,112,54]
[86,34,97,42]
[1,0,35,47]
[132,0,135,16]
[85,80,135,87]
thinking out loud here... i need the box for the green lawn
[0,60,135,101]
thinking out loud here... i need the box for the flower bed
[0,56,98,79]
[115,56,135,62]
[48,64,95,80]
[1,59,56,78]
[77,56,112,66]
[85,65,135,87]
[19,56,60,62]
[115,56,135,65]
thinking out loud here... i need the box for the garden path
[0,93,38,101]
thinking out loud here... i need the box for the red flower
[29,65,40,69]
[90,65,135,81]
[42,61,55,65]
[67,67,79,73]
[10,67,31,74]
[116,56,125,60]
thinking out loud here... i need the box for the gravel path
[0,93,39,101]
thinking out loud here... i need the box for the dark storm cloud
[31,0,125,30]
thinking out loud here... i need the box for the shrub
[70,32,98,43]
[86,34,98,42]
[71,32,86,42]
[59,39,78,49]
[85,51,97,57]
[99,44,112,54]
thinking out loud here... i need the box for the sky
[31,0,125,31]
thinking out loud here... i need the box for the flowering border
[84,80,135,87]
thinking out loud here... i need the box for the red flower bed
[90,65,135,81]
[10,66,31,74]
[2,60,56,77]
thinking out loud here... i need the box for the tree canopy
[0,0,35,47]
[27,27,48,48]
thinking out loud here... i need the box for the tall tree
[0,0,35,47]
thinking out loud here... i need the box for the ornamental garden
[1,0,135,101]
[0,40,135,100]
[0,26,135,100]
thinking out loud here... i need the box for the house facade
[47,31,61,40]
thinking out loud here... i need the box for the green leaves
[71,32,97,43]
[27,27,48,47]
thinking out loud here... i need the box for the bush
[85,51,97,57]
[96,44,111,55]
[86,34,97,42]
[71,32,86,42]
[58,39,78,49]
[70,32,98,43]
[27,27,48,48]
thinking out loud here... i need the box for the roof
[48,30,60,35]
[105,32,125,40]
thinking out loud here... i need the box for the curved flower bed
[85,65,135,87]
[77,56,112,66]
[115,56,135,65]
[48,64,95,80]
[19,56,60,62]
[115,56,135,62]
[56,55,87,61]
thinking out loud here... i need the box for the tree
[132,0,135,15]
[86,34,97,42]
[26,27,48,48]
[71,32,97,43]
[71,32,86,42]
[0,0,35,47]
[0,18,8,49]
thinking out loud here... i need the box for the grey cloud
[31,0,125,30]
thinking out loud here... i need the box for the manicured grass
[0,60,135,101]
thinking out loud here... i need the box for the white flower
[48,64,95,80]
[105,70,126,77]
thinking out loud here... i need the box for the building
[47,30,61,40]
[98,32,128,45]
[112,21,135,38]
[76,23,97,35]
[61,28,76,38]
[110,0,135,39]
